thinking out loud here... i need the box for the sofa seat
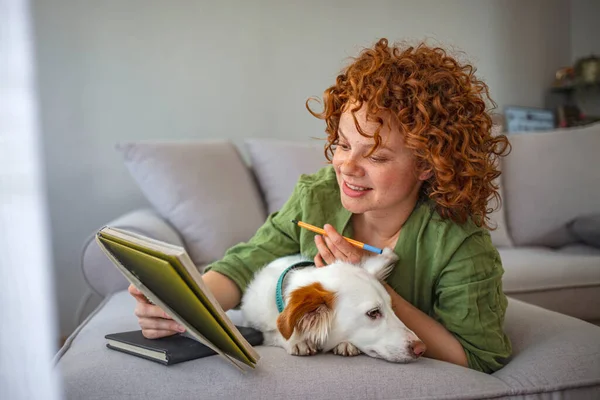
[54,291,600,400]
[499,247,600,322]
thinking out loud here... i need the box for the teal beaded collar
[275,261,315,314]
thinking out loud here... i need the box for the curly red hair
[307,38,510,229]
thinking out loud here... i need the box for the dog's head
[276,250,425,363]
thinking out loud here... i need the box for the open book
[95,226,261,370]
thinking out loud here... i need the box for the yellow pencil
[291,220,383,254]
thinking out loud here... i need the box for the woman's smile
[342,180,373,197]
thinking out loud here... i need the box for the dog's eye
[366,308,382,320]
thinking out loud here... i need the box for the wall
[569,0,600,117]
[31,0,572,339]
[570,0,600,61]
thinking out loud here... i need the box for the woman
[129,38,512,373]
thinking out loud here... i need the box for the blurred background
[1,0,598,397]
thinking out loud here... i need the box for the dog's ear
[276,282,335,347]
[362,248,398,281]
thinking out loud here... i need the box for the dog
[240,248,426,363]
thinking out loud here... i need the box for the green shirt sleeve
[433,232,512,373]
[203,181,306,297]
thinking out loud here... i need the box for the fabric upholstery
[501,122,600,247]
[117,141,267,267]
[495,299,600,398]
[568,214,600,248]
[499,247,600,321]
[54,292,600,400]
[244,139,327,213]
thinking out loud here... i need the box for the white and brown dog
[240,249,426,363]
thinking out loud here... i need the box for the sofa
[54,123,600,399]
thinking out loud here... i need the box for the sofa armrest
[493,298,600,396]
[81,208,185,298]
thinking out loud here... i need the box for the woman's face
[332,106,429,217]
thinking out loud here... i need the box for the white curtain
[0,0,63,399]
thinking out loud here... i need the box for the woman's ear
[418,169,433,181]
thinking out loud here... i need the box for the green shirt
[205,166,512,373]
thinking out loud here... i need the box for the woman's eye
[366,308,382,320]
[369,157,387,163]
[339,143,350,150]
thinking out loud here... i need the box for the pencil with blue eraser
[291,219,383,254]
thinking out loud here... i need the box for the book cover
[105,327,264,366]
[100,227,259,364]
[95,227,260,370]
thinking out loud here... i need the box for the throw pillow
[116,141,267,267]
[244,139,328,213]
[568,215,600,248]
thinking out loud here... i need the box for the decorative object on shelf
[556,104,600,128]
[551,56,600,92]
[556,105,583,128]
[553,66,575,90]
[504,106,555,133]
[575,55,600,85]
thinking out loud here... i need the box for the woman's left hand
[313,224,366,267]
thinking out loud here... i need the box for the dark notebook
[105,326,264,366]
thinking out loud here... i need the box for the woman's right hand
[128,284,186,339]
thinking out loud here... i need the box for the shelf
[551,82,600,93]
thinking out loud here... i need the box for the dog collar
[275,261,315,314]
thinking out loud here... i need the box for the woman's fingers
[323,236,342,259]
[129,284,185,339]
[314,224,366,266]
[128,284,150,303]
[138,317,185,333]
[314,235,336,265]
[134,302,172,320]
[323,224,364,264]
[314,253,326,268]
[141,329,179,339]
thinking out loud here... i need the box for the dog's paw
[332,342,361,357]
[288,340,319,356]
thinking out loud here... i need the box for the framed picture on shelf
[504,106,556,133]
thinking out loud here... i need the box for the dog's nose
[409,340,426,358]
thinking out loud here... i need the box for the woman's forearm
[383,283,468,367]
[202,271,242,312]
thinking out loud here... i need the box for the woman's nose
[339,157,362,176]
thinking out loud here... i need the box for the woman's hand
[128,284,186,339]
[313,224,366,267]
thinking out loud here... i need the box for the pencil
[291,219,383,254]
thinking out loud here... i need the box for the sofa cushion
[499,247,600,321]
[556,243,600,256]
[54,291,600,400]
[501,122,600,247]
[568,214,600,248]
[117,141,267,267]
[244,139,327,214]
[486,174,513,248]
[245,138,513,248]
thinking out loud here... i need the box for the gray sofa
[55,124,600,399]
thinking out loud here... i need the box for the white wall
[570,0,600,62]
[569,0,600,116]
[31,0,572,339]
